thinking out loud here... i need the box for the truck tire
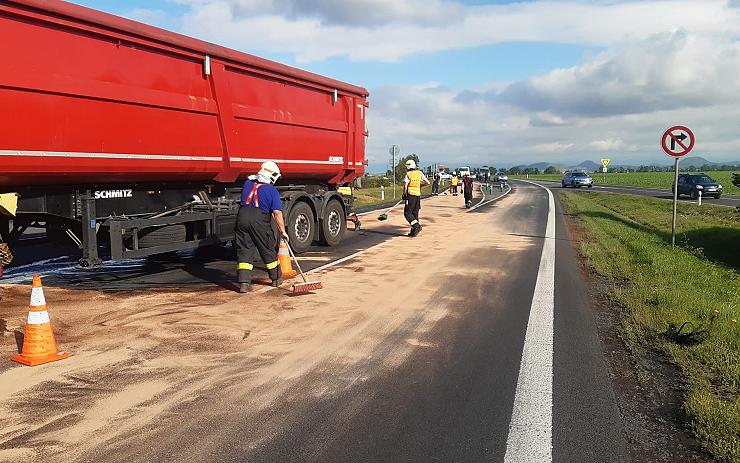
[320,200,346,247]
[288,201,315,254]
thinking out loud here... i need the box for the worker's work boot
[410,223,422,237]
[239,282,251,293]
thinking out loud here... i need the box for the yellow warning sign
[600,159,611,169]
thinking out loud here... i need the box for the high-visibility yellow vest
[451,176,459,186]
[407,170,423,196]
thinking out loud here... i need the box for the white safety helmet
[257,161,281,184]
[405,159,416,170]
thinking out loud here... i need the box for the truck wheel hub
[295,214,310,242]
[328,210,341,236]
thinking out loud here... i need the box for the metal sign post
[671,157,680,248]
[661,126,695,248]
[389,145,399,199]
[600,158,610,184]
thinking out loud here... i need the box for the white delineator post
[380,185,385,201]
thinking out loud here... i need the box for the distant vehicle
[479,166,491,182]
[562,172,593,188]
[459,166,471,178]
[673,173,723,199]
[438,172,452,181]
[494,172,509,183]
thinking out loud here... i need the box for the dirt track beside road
[0,188,519,462]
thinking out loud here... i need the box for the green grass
[559,191,740,462]
[512,171,740,195]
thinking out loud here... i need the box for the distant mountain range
[366,156,740,175]
[512,156,740,171]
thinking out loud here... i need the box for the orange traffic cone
[277,240,297,278]
[10,274,70,366]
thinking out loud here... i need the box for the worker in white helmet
[403,159,430,237]
[235,161,289,293]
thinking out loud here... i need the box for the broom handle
[382,199,403,215]
[286,241,308,284]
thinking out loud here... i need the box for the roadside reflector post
[380,185,384,201]
[698,188,702,206]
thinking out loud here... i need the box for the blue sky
[71,1,740,171]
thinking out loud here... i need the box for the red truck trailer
[0,0,369,269]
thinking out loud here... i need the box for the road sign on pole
[600,159,610,182]
[661,126,695,248]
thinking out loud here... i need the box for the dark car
[561,171,593,188]
[673,173,723,199]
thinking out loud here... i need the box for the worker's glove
[281,231,290,242]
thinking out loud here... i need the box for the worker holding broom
[403,159,430,237]
[235,161,289,293]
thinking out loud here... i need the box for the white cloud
[497,31,740,117]
[174,0,740,62]
[533,142,575,153]
[364,31,740,168]
[590,138,624,151]
[125,8,168,23]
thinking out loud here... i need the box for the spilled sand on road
[0,187,533,461]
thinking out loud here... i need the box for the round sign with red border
[661,126,695,157]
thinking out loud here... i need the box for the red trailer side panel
[0,0,368,189]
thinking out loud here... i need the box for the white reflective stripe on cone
[30,287,46,307]
[27,311,51,325]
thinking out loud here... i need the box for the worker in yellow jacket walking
[403,159,430,237]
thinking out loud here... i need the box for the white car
[494,172,509,183]
[437,172,452,180]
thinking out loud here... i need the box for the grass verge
[559,191,740,462]
[512,171,739,195]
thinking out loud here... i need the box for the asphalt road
[531,179,740,208]
[2,184,629,462]
[232,182,627,463]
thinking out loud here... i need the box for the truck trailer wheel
[319,200,346,247]
[288,202,315,254]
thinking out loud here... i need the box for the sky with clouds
[74,0,740,170]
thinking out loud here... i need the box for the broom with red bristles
[286,242,323,293]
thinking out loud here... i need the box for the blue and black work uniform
[235,179,282,285]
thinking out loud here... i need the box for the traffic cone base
[277,240,297,278]
[10,274,70,367]
[11,351,70,367]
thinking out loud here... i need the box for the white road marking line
[468,185,512,211]
[504,181,555,463]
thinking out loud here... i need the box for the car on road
[562,172,593,188]
[494,172,508,183]
[437,172,452,181]
[673,173,723,199]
